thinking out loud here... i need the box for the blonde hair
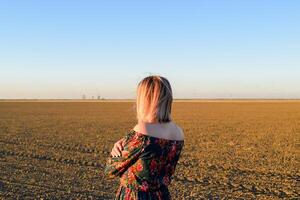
[136,75,173,123]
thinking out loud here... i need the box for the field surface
[0,101,299,199]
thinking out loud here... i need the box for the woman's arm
[104,133,145,178]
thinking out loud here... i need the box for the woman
[104,75,185,200]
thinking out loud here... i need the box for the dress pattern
[104,129,184,200]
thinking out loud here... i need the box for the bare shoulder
[172,123,184,141]
[133,123,147,134]
[133,122,184,141]
[133,123,144,131]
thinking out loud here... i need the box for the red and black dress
[105,129,184,200]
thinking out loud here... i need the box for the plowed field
[0,101,299,199]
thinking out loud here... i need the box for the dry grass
[0,101,299,199]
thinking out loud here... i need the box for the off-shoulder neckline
[129,129,184,143]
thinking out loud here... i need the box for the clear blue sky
[1,1,299,99]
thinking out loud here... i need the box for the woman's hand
[111,138,126,157]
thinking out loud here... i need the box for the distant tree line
[82,94,105,100]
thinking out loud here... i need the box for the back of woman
[104,75,185,200]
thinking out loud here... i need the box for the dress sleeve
[104,130,145,178]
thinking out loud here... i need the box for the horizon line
[1,98,300,102]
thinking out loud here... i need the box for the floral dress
[104,129,184,200]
